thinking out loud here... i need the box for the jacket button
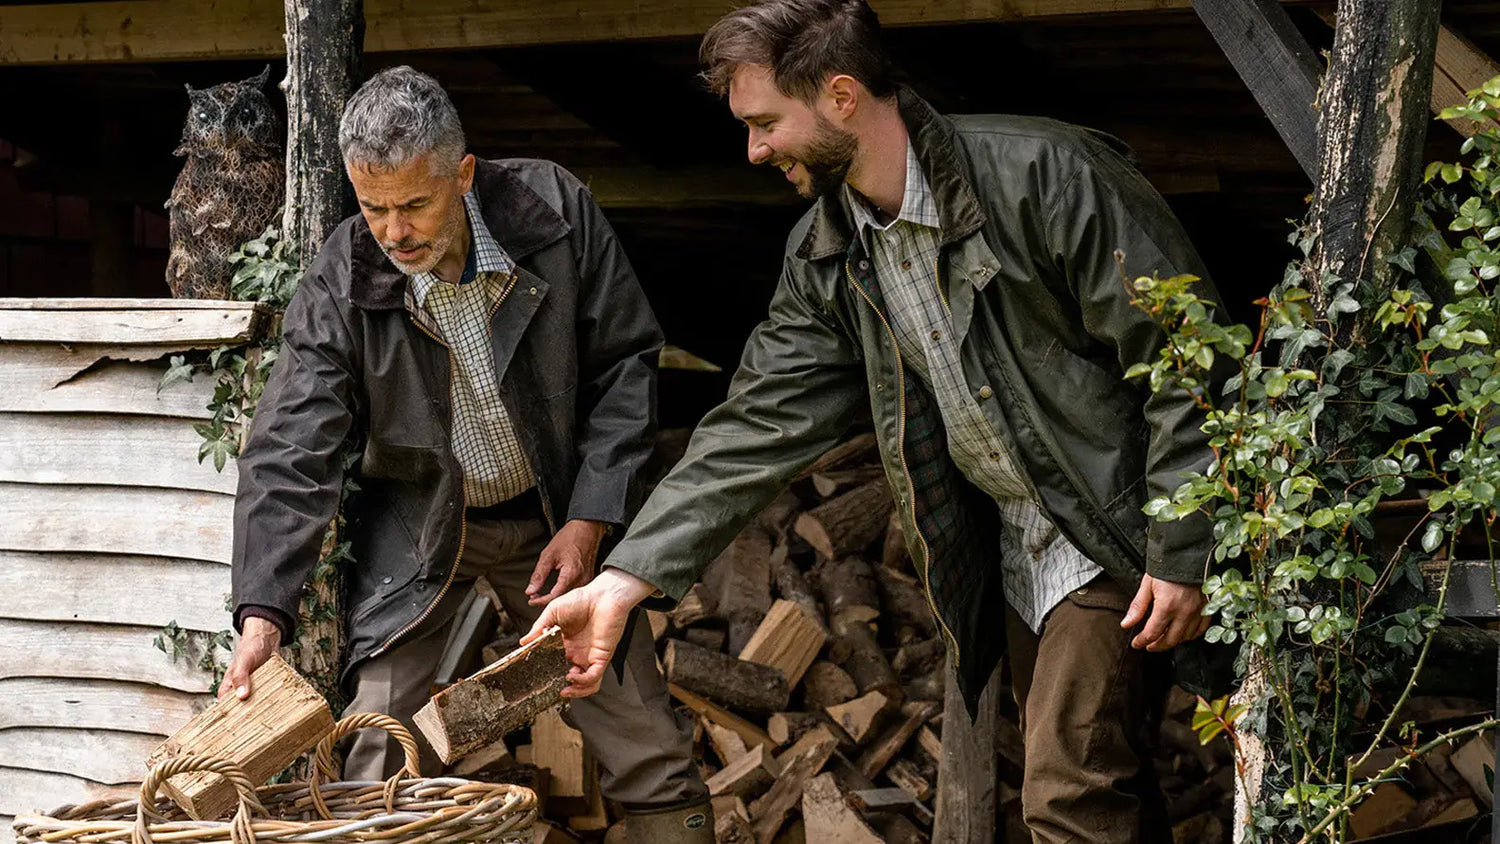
[381,576,393,585]
[978,385,994,399]
[529,286,538,295]
[875,382,885,392]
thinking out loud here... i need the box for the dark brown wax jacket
[605,90,1232,710]
[231,158,664,691]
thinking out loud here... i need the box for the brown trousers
[1003,573,1172,844]
[343,516,706,809]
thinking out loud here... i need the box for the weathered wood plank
[1193,0,1322,180]
[0,619,216,693]
[931,655,999,844]
[0,0,1315,66]
[0,350,214,419]
[0,677,210,734]
[0,413,237,494]
[0,306,261,346]
[0,552,230,631]
[0,483,233,564]
[0,767,137,820]
[0,728,160,786]
[1433,24,1500,137]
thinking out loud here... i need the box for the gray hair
[339,66,465,173]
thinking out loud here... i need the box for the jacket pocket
[361,439,443,483]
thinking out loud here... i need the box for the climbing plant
[1131,79,1500,843]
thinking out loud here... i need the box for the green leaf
[1421,520,1445,553]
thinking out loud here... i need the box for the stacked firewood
[458,431,1238,841]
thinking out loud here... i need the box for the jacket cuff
[567,466,633,526]
[234,604,296,643]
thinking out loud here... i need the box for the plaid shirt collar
[408,189,515,309]
[847,138,941,252]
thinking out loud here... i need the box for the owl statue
[165,66,285,299]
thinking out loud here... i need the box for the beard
[792,115,858,199]
[381,204,463,276]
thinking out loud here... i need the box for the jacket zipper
[846,260,962,670]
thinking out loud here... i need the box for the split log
[704,527,775,654]
[887,758,934,802]
[669,683,774,751]
[739,599,827,687]
[669,583,718,627]
[891,639,944,676]
[750,726,840,844]
[875,566,937,637]
[826,690,892,745]
[796,433,879,480]
[932,656,999,844]
[664,639,791,714]
[413,627,568,764]
[450,736,513,777]
[755,490,805,539]
[705,718,750,765]
[707,742,783,800]
[811,466,885,498]
[881,510,910,572]
[146,653,334,820]
[534,706,596,817]
[803,661,859,710]
[831,616,901,702]
[802,773,884,843]
[716,802,757,843]
[856,701,940,779]
[816,557,881,625]
[684,626,728,653]
[774,552,827,633]
[769,711,825,748]
[647,610,671,641]
[795,479,893,561]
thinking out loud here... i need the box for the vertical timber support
[931,655,999,843]
[280,0,363,706]
[1311,0,1442,318]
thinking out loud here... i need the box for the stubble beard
[382,203,464,276]
[794,115,859,200]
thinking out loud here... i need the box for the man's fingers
[521,606,558,644]
[561,662,606,698]
[1147,616,1190,652]
[526,555,556,597]
[1131,604,1172,649]
[1121,578,1153,629]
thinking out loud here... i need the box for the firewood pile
[441,431,1499,842]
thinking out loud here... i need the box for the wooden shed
[0,299,264,836]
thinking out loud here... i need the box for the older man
[222,66,711,840]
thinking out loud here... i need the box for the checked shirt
[846,140,1102,632]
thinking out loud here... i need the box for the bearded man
[529,2,1230,841]
[223,66,713,842]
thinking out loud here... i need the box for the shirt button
[989,451,1001,460]
[930,330,941,341]
[978,385,994,399]
[859,260,871,272]
[381,576,393,585]
[901,259,912,271]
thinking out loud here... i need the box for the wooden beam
[1193,0,1323,180]
[0,0,1314,67]
[931,655,999,844]
[1432,24,1500,137]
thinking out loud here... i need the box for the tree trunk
[280,0,362,716]
[1309,0,1442,320]
[282,0,362,269]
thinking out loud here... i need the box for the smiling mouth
[393,244,427,260]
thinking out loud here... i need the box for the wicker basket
[13,713,536,843]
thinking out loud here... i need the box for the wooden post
[931,654,998,844]
[279,0,362,712]
[1310,0,1442,319]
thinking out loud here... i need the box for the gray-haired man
[221,66,712,840]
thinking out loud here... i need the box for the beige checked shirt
[406,189,535,507]
[847,140,1103,632]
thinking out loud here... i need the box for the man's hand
[219,616,282,701]
[526,519,608,606]
[522,567,656,698]
[1120,574,1210,652]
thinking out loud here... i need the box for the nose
[386,212,412,244]
[747,128,771,165]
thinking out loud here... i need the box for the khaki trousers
[343,516,706,809]
[1003,573,1172,844]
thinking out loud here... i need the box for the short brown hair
[699,0,896,102]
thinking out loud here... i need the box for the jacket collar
[796,87,987,261]
[350,159,572,310]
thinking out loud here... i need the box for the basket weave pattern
[13,713,536,843]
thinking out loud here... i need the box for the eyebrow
[360,195,430,210]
